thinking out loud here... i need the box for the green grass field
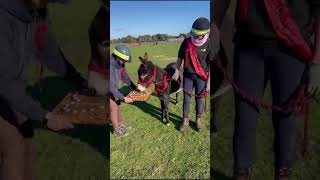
[25,2,107,180]
[110,43,211,179]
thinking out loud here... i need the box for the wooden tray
[53,93,108,125]
[126,89,152,102]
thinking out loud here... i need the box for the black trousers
[183,73,206,118]
[233,43,306,170]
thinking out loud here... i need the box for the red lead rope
[213,57,310,159]
[154,73,170,94]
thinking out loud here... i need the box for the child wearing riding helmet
[110,44,137,137]
[173,17,216,132]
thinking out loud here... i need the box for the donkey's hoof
[162,119,170,126]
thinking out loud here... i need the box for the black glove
[18,120,34,138]
[130,80,137,90]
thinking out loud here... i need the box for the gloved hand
[137,84,147,92]
[206,80,210,92]
[130,81,137,90]
[172,69,179,81]
[18,120,34,138]
[206,74,210,92]
[308,63,320,97]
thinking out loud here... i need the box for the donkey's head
[137,52,156,85]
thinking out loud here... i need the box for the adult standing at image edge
[0,0,91,179]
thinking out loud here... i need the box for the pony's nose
[140,74,147,80]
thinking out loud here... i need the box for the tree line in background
[111,33,189,43]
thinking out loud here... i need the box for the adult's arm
[0,18,47,122]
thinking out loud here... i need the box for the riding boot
[179,117,189,132]
[196,114,203,132]
[275,168,291,180]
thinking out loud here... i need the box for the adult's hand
[172,69,179,81]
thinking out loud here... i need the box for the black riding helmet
[190,17,210,36]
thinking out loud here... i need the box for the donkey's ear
[139,56,147,64]
[143,52,148,60]
[139,56,144,63]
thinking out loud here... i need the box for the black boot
[196,114,203,132]
[275,167,291,180]
[233,168,252,180]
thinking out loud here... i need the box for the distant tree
[144,35,152,42]
[115,33,189,43]
[152,35,157,41]
[123,35,137,43]
[138,36,144,42]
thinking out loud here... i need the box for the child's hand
[124,97,133,103]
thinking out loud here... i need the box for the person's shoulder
[184,37,191,42]
[180,37,189,47]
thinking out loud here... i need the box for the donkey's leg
[160,95,166,123]
[164,94,170,125]
[175,92,179,105]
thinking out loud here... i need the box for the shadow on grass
[120,86,199,131]
[211,167,232,180]
[27,76,107,156]
[212,171,232,180]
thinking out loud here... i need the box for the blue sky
[110,1,210,39]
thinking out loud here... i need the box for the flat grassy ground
[110,43,211,179]
[25,1,107,180]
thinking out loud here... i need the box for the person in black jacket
[173,17,217,132]
[213,0,320,179]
